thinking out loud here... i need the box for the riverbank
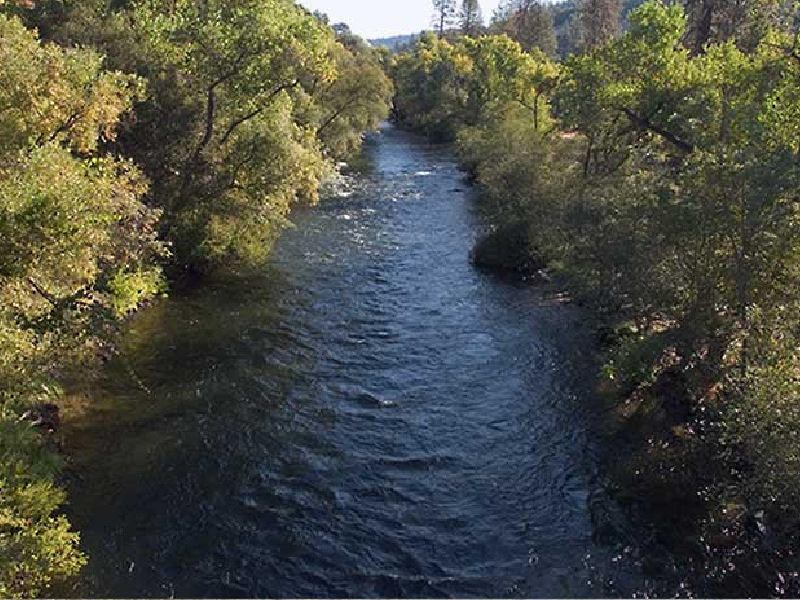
[464,186,796,597]
[0,3,395,595]
[389,15,800,595]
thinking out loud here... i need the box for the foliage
[113,0,335,272]
[16,0,390,274]
[457,100,559,214]
[0,12,165,596]
[393,1,800,593]
[300,34,394,161]
[578,0,623,49]
[459,0,483,37]
[490,0,559,58]
[391,33,471,139]
[391,32,558,140]
[432,0,458,37]
[0,397,86,598]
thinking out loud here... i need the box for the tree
[9,0,341,272]
[10,0,393,272]
[578,0,623,49]
[682,0,790,53]
[682,0,715,52]
[116,0,337,272]
[493,0,558,58]
[300,32,394,160]
[0,13,164,597]
[432,0,457,37]
[391,32,473,139]
[391,32,555,137]
[460,0,483,37]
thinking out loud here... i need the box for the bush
[471,221,544,274]
[0,393,86,598]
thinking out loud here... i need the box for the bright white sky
[299,0,504,39]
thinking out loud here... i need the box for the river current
[64,125,656,598]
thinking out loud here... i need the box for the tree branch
[48,112,81,143]
[27,278,93,310]
[616,106,695,153]
[317,90,363,137]
[218,79,300,146]
[27,278,58,307]
[186,52,250,166]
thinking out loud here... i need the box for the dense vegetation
[393,0,800,594]
[0,0,391,595]
[424,0,644,58]
[5,0,800,594]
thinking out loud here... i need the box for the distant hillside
[369,34,420,52]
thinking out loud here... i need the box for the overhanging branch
[616,106,695,154]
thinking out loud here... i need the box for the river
[63,125,660,598]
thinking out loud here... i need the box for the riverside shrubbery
[0,0,392,594]
[392,1,800,593]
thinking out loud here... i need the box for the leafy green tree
[459,0,483,37]
[299,33,394,161]
[0,13,164,597]
[433,0,458,37]
[17,0,392,272]
[109,0,337,271]
[461,35,554,124]
[491,0,558,58]
[391,33,473,139]
[554,9,800,581]
[392,32,553,139]
[578,0,623,49]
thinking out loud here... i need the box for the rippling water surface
[65,126,651,598]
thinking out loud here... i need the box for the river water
[64,125,657,598]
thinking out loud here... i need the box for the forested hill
[369,34,420,51]
[551,0,648,54]
[497,0,650,56]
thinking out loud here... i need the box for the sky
[298,0,504,39]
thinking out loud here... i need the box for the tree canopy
[393,1,800,592]
[0,1,392,595]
